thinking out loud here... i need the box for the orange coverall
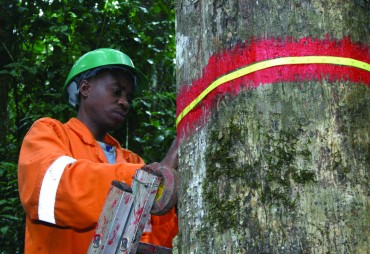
[18,117,178,253]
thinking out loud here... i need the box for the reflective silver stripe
[38,156,76,224]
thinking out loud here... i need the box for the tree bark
[175,1,369,253]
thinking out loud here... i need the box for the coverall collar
[67,118,121,148]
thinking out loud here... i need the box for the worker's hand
[142,162,178,216]
[160,138,178,170]
[140,138,178,215]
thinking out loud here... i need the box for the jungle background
[0,0,176,252]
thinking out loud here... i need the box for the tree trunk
[175,1,369,253]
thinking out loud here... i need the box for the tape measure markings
[176,56,370,126]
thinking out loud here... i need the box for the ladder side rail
[117,170,161,254]
[87,181,134,254]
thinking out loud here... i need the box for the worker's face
[79,70,134,132]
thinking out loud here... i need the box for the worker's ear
[79,80,91,98]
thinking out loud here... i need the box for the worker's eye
[112,88,122,96]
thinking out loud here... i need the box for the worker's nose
[118,95,130,109]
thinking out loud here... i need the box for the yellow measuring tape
[176,56,370,127]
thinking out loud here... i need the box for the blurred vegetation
[0,0,175,252]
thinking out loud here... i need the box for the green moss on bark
[203,90,318,233]
[203,116,247,231]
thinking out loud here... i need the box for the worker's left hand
[141,162,178,216]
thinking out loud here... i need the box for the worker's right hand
[160,138,178,170]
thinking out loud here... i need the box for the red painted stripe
[177,36,370,139]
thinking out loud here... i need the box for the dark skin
[77,70,178,169]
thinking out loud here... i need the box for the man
[18,48,178,253]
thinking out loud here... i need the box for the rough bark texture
[175,1,369,253]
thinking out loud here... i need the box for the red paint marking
[107,224,120,245]
[124,194,131,204]
[139,224,145,230]
[176,36,370,139]
[111,199,117,208]
[134,207,144,224]
[107,231,116,245]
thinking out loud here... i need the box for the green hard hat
[64,48,147,106]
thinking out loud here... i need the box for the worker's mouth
[112,110,127,121]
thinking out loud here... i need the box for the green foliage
[0,0,175,251]
[126,91,177,162]
[0,162,24,254]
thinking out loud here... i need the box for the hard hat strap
[73,65,137,87]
